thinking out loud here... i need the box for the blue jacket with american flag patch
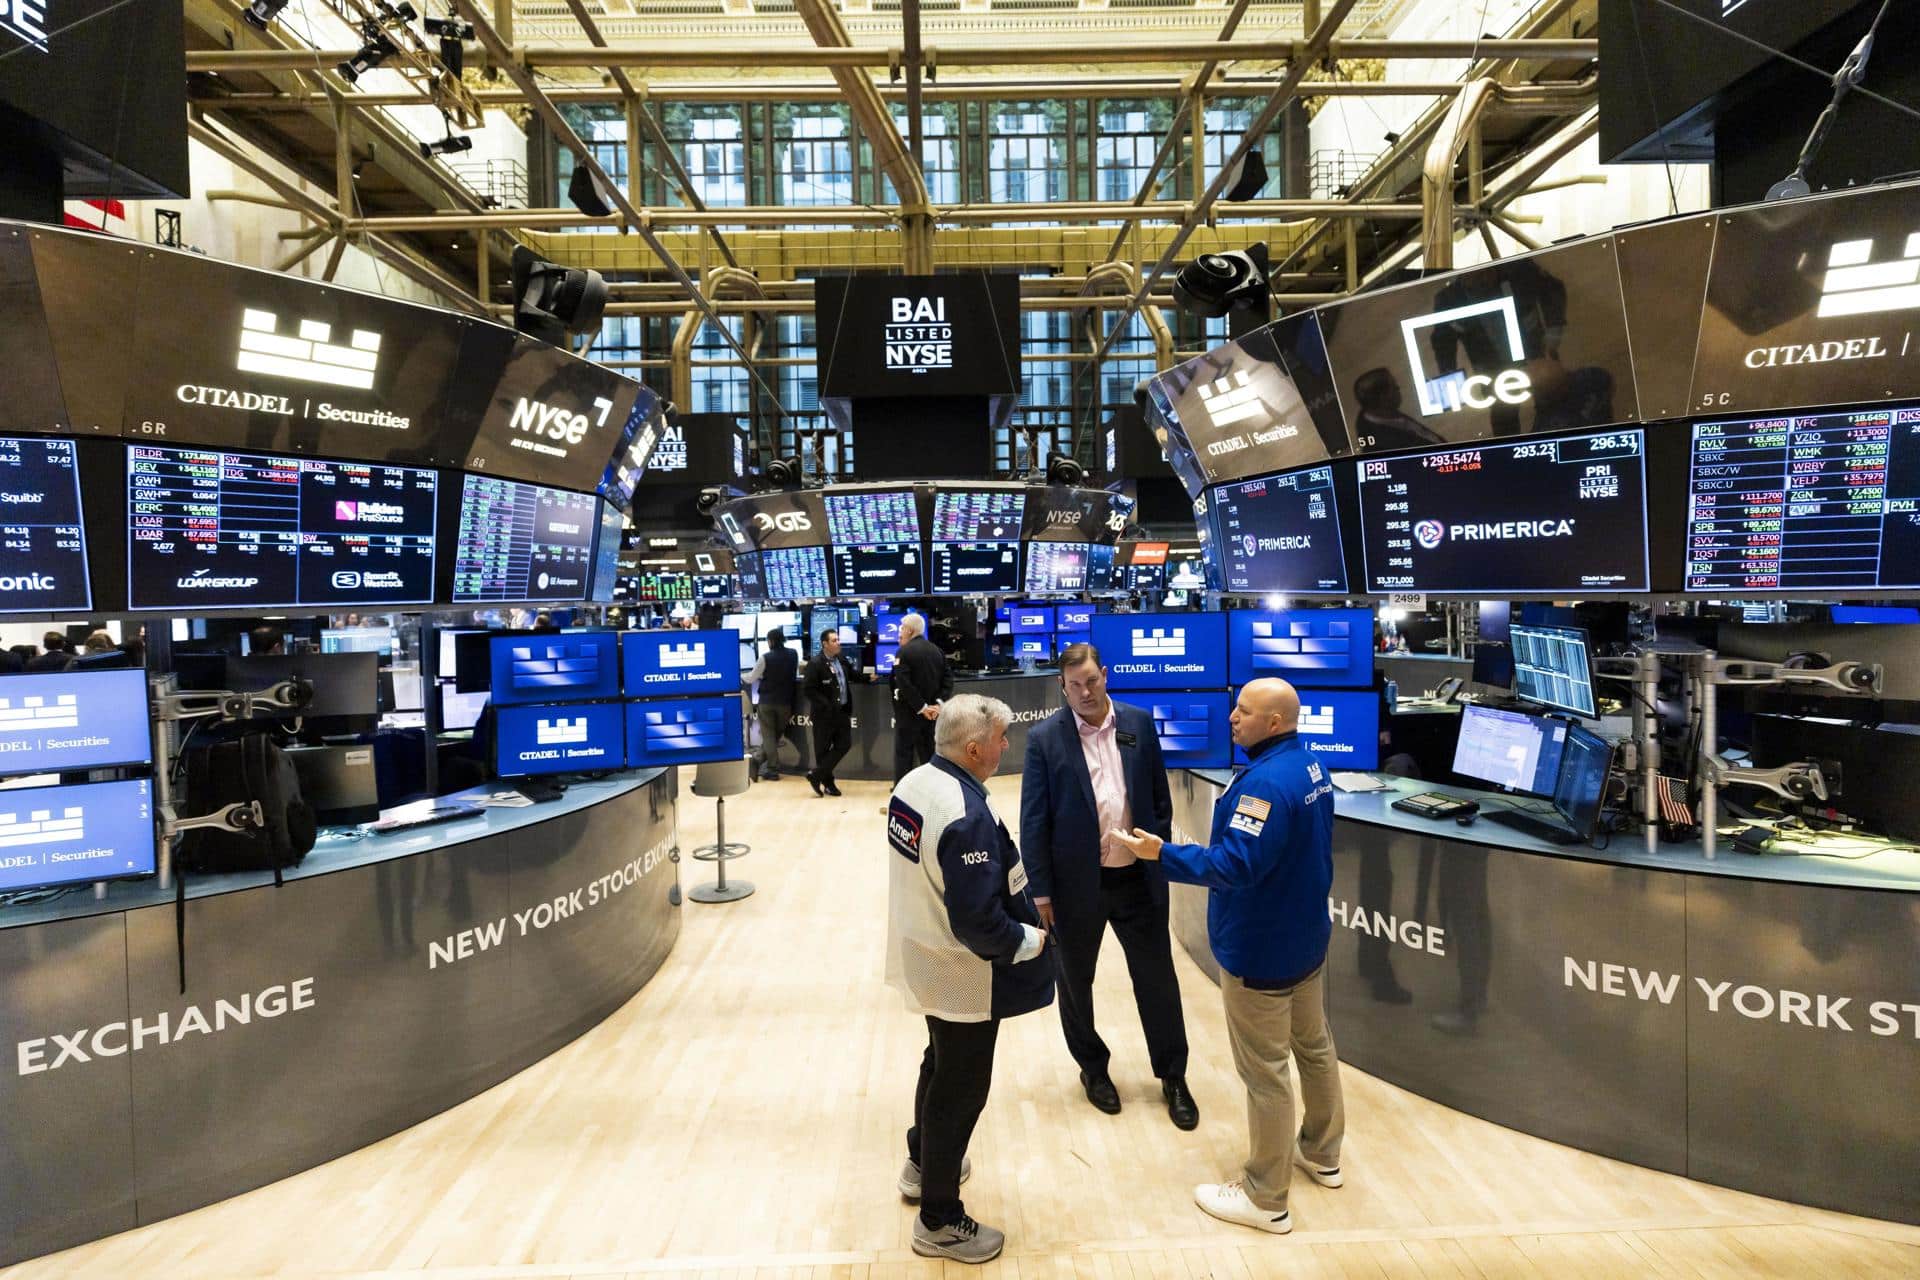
[1158,731,1335,985]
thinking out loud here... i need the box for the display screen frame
[0,667,154,777]
[0,776,156,893]
[495,700,627,777]
[625,695,747,769]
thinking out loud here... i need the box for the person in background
[248,626,284,657]
[25,632,73,672]
[886,694,1053,1264]
[891,614,953,783]
[803,627,869,797]
[1020,643,1194,1129]
[82,630,116,655]
[1112,678,1346,1236]
[748,628,803,781]
[0,646,22,674]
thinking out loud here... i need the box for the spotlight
[419,132,473,158]
[568,163,616,218]
[1171,242,1270,319]
[510,245,608,346]
[1047,456,1086,487]
[695,487,727,515]
[1383,130,1401,145]
[765,456,802,488]
[424,15,472,75]
[241,0,290,30]
[1220,150,1269,203]
[338,32,398,84]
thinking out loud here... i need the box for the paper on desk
[476,791,535,808]
[1331,772,1392,794]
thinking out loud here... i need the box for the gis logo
[754,511,813,534]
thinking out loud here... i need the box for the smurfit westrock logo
[1816,234,1920,318]
[237,310,381,390]
[1196,370,1264,428]
[1414,520,1446,550]
[1,0,48,51]
[0,693,79,734]
[1299,706,1337,737]
[535,717,590,746]
[658,642,707,671]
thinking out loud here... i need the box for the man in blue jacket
[1020,643,1193,1128]
[1113,677,1346,1235]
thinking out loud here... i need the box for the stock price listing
[1686,406,1920,591]
[1357,430,1649,593]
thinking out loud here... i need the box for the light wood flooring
[8,775,1919,1280]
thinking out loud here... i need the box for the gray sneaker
[897,1154,972,1199]
[912,1213,1005,1264]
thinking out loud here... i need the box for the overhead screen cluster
[0,221,670,614]
[1150,178,1920,596]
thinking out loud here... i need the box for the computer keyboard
[1391,792,1478,820]
[1483,807,1580,845]
[365,802,484,834]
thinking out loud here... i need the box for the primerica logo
[1414,519,1445,549]
[754,511,812,534]
[1245,534,1312,554]
[884,297,954,371]
[1,0,48,50]
[236,309,381,390]
[1401,296,1532,415]
[177,569,262,589]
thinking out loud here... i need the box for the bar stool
[688,757,754,903]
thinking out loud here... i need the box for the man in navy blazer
[1020,641,1195,1129]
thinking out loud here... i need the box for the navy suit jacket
[1020,701,1174,931]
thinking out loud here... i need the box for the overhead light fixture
[338,31,398,83]
[568,163,616,218]
[241,0,290,31]
[764,456,803,488]
[1219,150,1269,203]
[424,14,472,76]
[419,132,473,158]
[510,245,608,347]
[695,487,727,515]
[1047,456,1086,487]
[1171,242,1270,319]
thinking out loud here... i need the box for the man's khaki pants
[1221,964,1346,1213]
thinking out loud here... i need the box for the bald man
[1113,678,1345,1235]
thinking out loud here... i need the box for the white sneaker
[897,1154,972,1199]
[1193,1180,1292,1234]
[1293,1141,1344,1188]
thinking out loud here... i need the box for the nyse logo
[651,424,689,472]
[1299,705,1336,736]
[1815,233,1920,318]
[659,642,707,670]
[509,396,614,448]
[236,309,380,390]
[1196,370,1265,428]
[1,0,48,49]
[535,717,590,746]
[1400,296,1532,415]
[884,296,954,371]
[1132,628,1187,658]
[754,511,813,534]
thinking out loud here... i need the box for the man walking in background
[890,613,952,783]
[886,694,1053,1264]
[1020,642,1194,1129]
[1113,677,1345,1235]
[747,628,803,781]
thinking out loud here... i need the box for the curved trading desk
[0,769,681,1267]
[791,669,1060,780]
[1170,768,1920,1226]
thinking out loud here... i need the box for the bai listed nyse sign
[884,297,954,372]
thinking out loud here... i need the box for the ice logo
[1414,520,1445,550]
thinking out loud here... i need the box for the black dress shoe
[1162,1078,1199,1131]
[806,771,825,797]
[1080,1070,1121,1115]
[824,780,843,796]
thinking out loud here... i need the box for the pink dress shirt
[1078,703,1136,868]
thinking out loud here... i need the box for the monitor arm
[1702,757,1829,804]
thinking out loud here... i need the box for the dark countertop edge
[0,767,669,932]
[1183,768,1920,894]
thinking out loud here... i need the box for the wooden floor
[9,775,1919,1280]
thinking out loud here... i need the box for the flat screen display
[826,489,921,545]
[1289,689,1380,770]
[1085,544,1117,593]
[0,669,151,775]
[761,546,831,601]
[1145,325,1353,486]
[816,274,1019,398]
[1553,723,1614,837]
[1014,634,1053,661]
[1228,608,1373,688]
[1510,622,1597,718]
[450,475,597,604]
[320,626,393,655]
[1092,612,1229,690]
[734,552,766,601]
[694,574,734,600]
[1684,404,1920,591]
[877,614,904,644]
[623,629,741,695]
[1453,704,1569,797]
[598,389,662,510]
[876,642,900,673]
[1211,465,1349,594]
[1356,430,1650,593]
[588,501,625,604]
[1115,690,1233,769]
[932,542,1020,594]
[831,543,924,597]
[1010,605,1054,635]
[1024,543,1090,594]
[488,632,622,706]
[0,777,155,891]
[496,701,626,777]
[229,652,379,719]
[626,696,746,768]
[933,489,1025,541]
[456,329,642,492]
[1057,603,1095,632]
[127,444,438,610]
[0,436,90,611]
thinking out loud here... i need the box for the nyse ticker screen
[1685,405,1920,590]
[1356,430,1649,593]
[761,546,832,600]
[1212,465,1349,594]
[0,436,91,612]
[825,490,921,545]
[451,475,597,603]
[931,490,1025,542]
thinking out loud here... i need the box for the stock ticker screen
[1211,465,1349,595]
[450,475,597,604]
[931,489,1026,542]
[1356,430,1649,593]
[1023,542,1091,594]
[0,436,91,612]
[761,546,832,601]
[1685,404,1920,591]
[826,490,924,596]
[128,444,438,609]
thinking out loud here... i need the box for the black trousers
[1053,862,1188,1081]
[893,712,936,783]
[907,1014,1000,1227]
[810,707,851,781]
